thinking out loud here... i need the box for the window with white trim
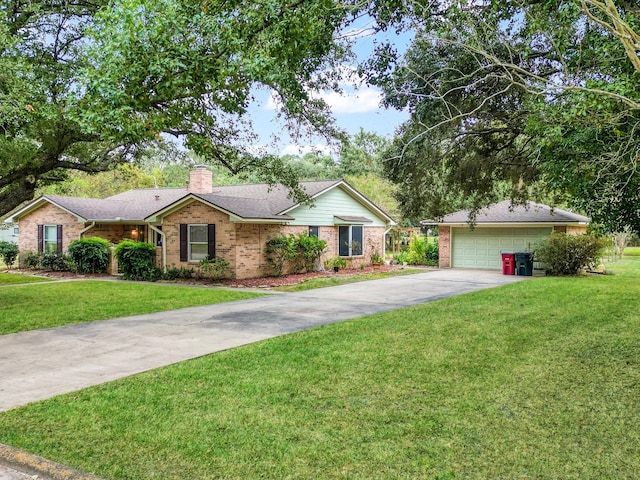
[338,225,363,257]
[43,225,58,253]
[188,224,209,261]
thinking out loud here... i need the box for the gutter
[148,224,166,271]
[78,222,96,238]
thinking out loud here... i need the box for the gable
[286,185,391,227]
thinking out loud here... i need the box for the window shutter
[57,225,63,253]
[208,224,216,259]
[37,225,43,253]
[179,224,188,262]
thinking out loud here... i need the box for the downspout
[384,227,393,258]
[79,222,95,239]
[148,224,166,271]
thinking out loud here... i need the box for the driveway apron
[0,269,526,412]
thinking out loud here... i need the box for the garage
[451,226,551,269]
[426,200,590,270]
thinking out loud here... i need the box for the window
[41,225,61,253]
[13,227,18,235]
[44,225,58,252]
[189,224,209,261]
[338,225,363,257]
[180,224,215,262]
[308,226,319,238]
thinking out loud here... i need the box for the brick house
[424,200,590,270]
[6,167,395,279]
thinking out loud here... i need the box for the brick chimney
[189,165,213,194]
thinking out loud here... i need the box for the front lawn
[0,272,49,285]
[0,260,638,478]
[0,281,265,335]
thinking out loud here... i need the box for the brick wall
[162,201,236,274]
[17,203,84,257]
[438,226,451,268]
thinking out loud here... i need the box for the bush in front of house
[266,234,296,276]
[394,236,438,266]
[294,232,327,273]
[197,256,229,281]
[535,233,607,275]
[0,241,19,269]
[21,251,43,269]
[40,252,72,271]
[67,237,112,273]
[114,240,160,281]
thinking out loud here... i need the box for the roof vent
[155,194,160,201]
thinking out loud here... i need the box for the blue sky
[247,19,413,156]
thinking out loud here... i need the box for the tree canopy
[0,0,365,216]
[366,0,640,232]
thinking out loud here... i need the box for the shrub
[41,252,72,271]
[0,241,19,268]
[114,240,160,281]
[324,256,347,271]
[197,256,229,280]
[164,266,194,280]
[535,233,607,275]
[294,233,327,273]
[408,235,428,265]
[425,240,439,266]
[21,251,43,269]
[393,251,411,265]
[67,237,111,273]
[266,234,296,276]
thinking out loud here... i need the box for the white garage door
[452,227,551,269]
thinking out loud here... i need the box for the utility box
[501,252,515,275]
[515,252,534,276]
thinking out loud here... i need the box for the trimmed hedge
[114,240,160,281]
[68,237,111,273]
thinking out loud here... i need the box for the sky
[247,19,414,157]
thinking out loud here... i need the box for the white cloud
[265,85,382,115]
[318,88,382,113]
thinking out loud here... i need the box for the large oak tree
[0,0,361,216]
[367,0,640,232]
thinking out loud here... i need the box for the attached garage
[426,201,590,270]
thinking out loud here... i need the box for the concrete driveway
[0,269,526,412]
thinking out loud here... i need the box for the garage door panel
[452,227,550,270]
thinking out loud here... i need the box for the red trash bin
[501,252,515,275]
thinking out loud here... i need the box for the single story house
[6,167,396,279]
[423,200,590,270]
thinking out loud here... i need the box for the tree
[0,0,359,216]
[338,128,389,176]
[366,0,640,231]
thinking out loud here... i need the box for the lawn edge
[0,442,103,480]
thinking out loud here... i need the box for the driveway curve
[0,269,526,412]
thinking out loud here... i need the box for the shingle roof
[30,180,344,222]
[428,200,590,225]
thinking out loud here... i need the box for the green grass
[0,281,264,335]
[624,245,640,256]
[274,267,423,292]
[0,272,49,285]
[0,261,639,478]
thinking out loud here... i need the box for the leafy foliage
[0,0,363,216]
[67,237,112,274]
[323,256,347,270]
[535,233,607,275]
[0,241,19,268]
[266,235,297,277]
[114,240,160,281]
[366,0,640,231]
[294,233,327,273]
[197,256,229,281]
[40,253,72,272]
[20,251,42,269]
